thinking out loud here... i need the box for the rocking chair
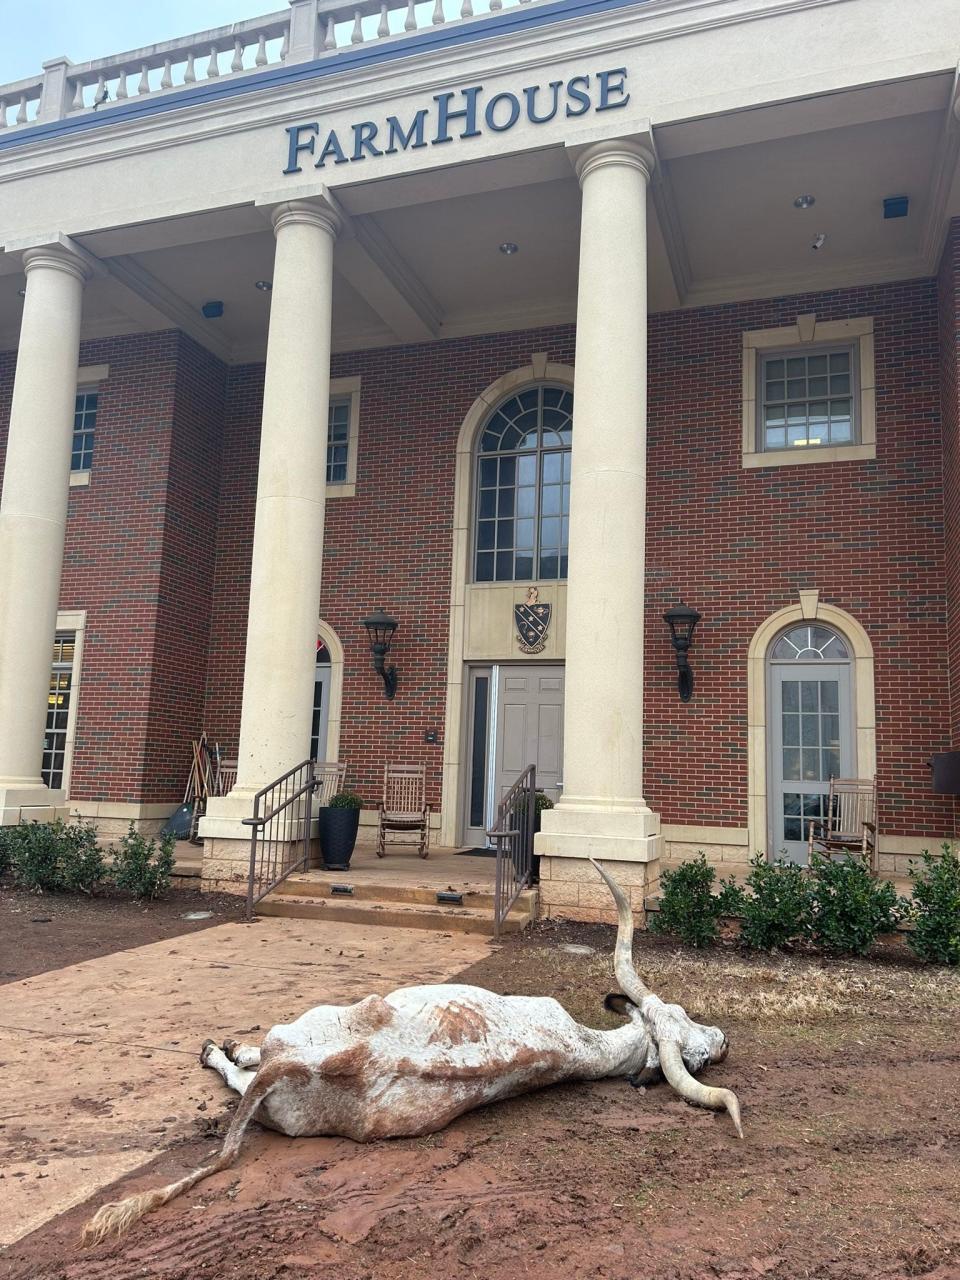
[806,776,878,874]
[376,762,431,858]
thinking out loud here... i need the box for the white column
[0,241,89,824]
[537,139,662,865]
[208,197,339,825]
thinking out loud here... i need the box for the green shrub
[329,790,362,810]
[651,853,745,948]
[0,827,13,879]
[908,845,960,966]
[808,854,905,955]
[739,854,812,951]
[110,825,176,900]
[4,818,105,894]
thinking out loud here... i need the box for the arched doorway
[767,623,853,863]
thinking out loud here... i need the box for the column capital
[574,138,657,188]
[256,183,343,240]
[8,232,95,284]
[271,198,341,240]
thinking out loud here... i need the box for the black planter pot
[318,807,360,870]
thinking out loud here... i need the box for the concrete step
[272,874,536,917]
[172,858,202,879]
[256,892,532,935]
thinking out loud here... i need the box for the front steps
[256,873,537,935]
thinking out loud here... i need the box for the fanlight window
[771,625,849,662]
[474,384,573,583]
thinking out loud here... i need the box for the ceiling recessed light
[255,279,273,291]
[794,194,816,209]
[499,242,519,255]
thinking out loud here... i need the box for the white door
[462,664,565,847]
[310,657,331,762]
[767,625,854,864]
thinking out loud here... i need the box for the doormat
[454,847,496,858]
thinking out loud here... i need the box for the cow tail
[81,1068,280,1246]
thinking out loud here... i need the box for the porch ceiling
[0,73,956,361]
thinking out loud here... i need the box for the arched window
[474,384,573,582]
[770,625,849,662]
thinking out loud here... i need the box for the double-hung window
[742,316,875,469]
[326,376,360,495]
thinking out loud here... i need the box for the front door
[310,647,331,762]
[769,662,853,863]
[462,663,564,847]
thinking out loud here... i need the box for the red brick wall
[202,327,577,809]
[645,278,952,839]
[1,278,955,845]
[0,330,224,805]
[939,219,960,749]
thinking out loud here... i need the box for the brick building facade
[2,238,958,850]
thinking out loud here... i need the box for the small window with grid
[72,392,97,472]
[326,398,351,484]
[759,346,856,452]
[42,631,76,790]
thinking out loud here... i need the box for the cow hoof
[222,1038,238,1061]
[200,1038,217,1066]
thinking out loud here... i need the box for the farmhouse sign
[283,68,630,173]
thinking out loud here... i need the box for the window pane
[782,681,799,711]
[801,715,819,745]
[802,748,821,780]
[766,359,784,378]
[782,714,799,745]
[830,351,850,372]
[786,357,805,377]
[766,427,786,450]
[474,385,573,582]
[807,355,828,375]
[801,682,819,712]
[782,748,801,779]
[766,380,785,401]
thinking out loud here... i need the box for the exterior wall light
[663,603,702,703]
[361,607,398,700]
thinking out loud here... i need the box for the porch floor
[310,838,498,892]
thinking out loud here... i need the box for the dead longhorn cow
[83,860,742,1244]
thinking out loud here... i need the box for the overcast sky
[0,1,283,83]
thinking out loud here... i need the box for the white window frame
[48,609,86,798]
[70,363,109,488]
[742,315,875,469]
[327,376,361,498]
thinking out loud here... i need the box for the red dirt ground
[1,915,959,1280]
[0,881,244,983]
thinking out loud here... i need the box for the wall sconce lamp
[361,607,398,700]
[663,602,702,703]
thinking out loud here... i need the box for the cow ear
[604,992,637,1017]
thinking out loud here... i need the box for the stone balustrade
[0,0,541,131]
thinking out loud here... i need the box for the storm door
[768,626,853,864]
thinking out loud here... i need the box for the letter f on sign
[285,123,320,174]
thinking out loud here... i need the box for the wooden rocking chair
[807,776,878,874]
[313,760,347,806]
[376,763,431,858]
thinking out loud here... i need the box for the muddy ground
[0,881,244,983]
[2,913,959,1280]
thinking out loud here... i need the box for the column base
[0,783,67,828]
[535,801,663,864]
[198,791,259,842]
[534,801,662,924]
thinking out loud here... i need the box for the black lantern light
[361,607,398,700]
[663,602,702,703]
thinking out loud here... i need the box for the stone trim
[438,356,575,847]
[742,314,876,469]
[746,597,876,857]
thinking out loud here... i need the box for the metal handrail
[243,759,315,920]
[487,763,536,938]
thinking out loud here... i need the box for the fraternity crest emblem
[515,586,551,655]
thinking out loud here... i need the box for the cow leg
[200,1040,256,1096]
[222,1038,262,1070]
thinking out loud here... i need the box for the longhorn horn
[589,856,651,1004]
[659,1040,744,1138]
[590,857,743,1138]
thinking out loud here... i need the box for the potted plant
[318,790,362,870]
[518,790,554,884]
